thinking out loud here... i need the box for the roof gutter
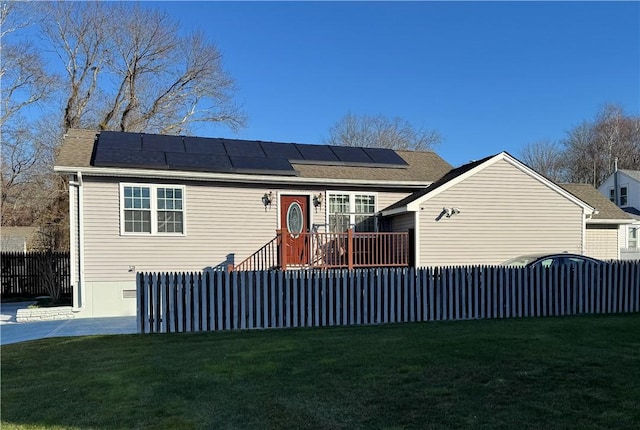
[54,165,432,189]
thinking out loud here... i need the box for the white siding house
[381,153,595,267]
[55,129,451,317]
[598,169,640,259]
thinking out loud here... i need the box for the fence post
[347,228,354,270]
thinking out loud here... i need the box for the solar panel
[363,147,408,166]
[166,152,233,173]
[230,156,296,175]
[329,146,374,164]
[93,148,166,169]
[294,144,339,162]
[97,131,142,150]
[224,140,265,158]
[141,134,184,153]
[260,142,303,159]
[183,137,227,155]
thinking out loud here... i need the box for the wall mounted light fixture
[437,206,461,221]
[262,191,274,211]
[313,193,324,212]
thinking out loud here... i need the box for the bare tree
[1,2,58,226]
[326,112,442,150]
[519,139,566,182]
[39,1,246,134]
[562,104,640,187]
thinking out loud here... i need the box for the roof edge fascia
[405,152,595,214]
[380,206,409,217]
[586,218,634,225]
[405,153,501,211]
[54,165,432,188]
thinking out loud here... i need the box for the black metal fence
[1,252,71,297]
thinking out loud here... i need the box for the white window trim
[619,185,628,207]
[326,191,378,232]
[119,183,187,236]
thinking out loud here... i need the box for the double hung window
[620,187,628,206]
[327,193,376,232]
[121,184,185,235]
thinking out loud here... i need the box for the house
[598,169,640,259]
[380,152,595,267]
[55,131,603,318]
[0,226,40,252]
[54,129,452,317]
[560,183,633,260]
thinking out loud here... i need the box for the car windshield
[501,255,540,267]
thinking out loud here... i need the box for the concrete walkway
[1,302,137,345]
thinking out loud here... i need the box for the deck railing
[232,229,409,271]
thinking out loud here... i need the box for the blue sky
[142,2,638,166]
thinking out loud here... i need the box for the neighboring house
[560,183,633,260]
[380,153,595,267]
[0,226,39,252]
[598,169,640,259]
[54,129,452,317]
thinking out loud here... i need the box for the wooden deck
[233,229,410,271]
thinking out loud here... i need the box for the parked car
[500,253,602,269]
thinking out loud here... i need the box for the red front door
[280,195,310,265]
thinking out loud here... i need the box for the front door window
[287,202,303,237]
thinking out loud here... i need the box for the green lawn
[2,315,640,429]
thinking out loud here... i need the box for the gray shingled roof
[619,169,640,182]
[560,183,632,221]
[55,129,452,183]
[381,154,496,212]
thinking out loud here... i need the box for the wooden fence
[1,251,72,297]
[137,261,640,334]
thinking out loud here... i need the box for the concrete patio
[1,302,137,345]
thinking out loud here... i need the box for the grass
[2,315,640,429]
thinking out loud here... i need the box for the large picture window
[121,184,185,235]
[327,193,376,232]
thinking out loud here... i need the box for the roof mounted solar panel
[363,147,408,166]
[166,152,233,173]
[141,133,185,153]
[183,137,227,155]
[330,146,374,164]
[294,144,339,162]
[97,131,142,150]
[260,141,303,159]
[230,156,296,175]
[93,148,166,169]
[224,140,265,158]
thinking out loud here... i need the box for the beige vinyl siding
[83,179,281,281]
[584,225,619,260]
[390,213,415,232]
[81,178,415,282]
[377,192,412,212]
[418,159,584,266]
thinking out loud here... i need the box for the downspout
[77,172,86,310]
[613,157,619,206]
[581,210,587,255]
[68,174,79,310]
